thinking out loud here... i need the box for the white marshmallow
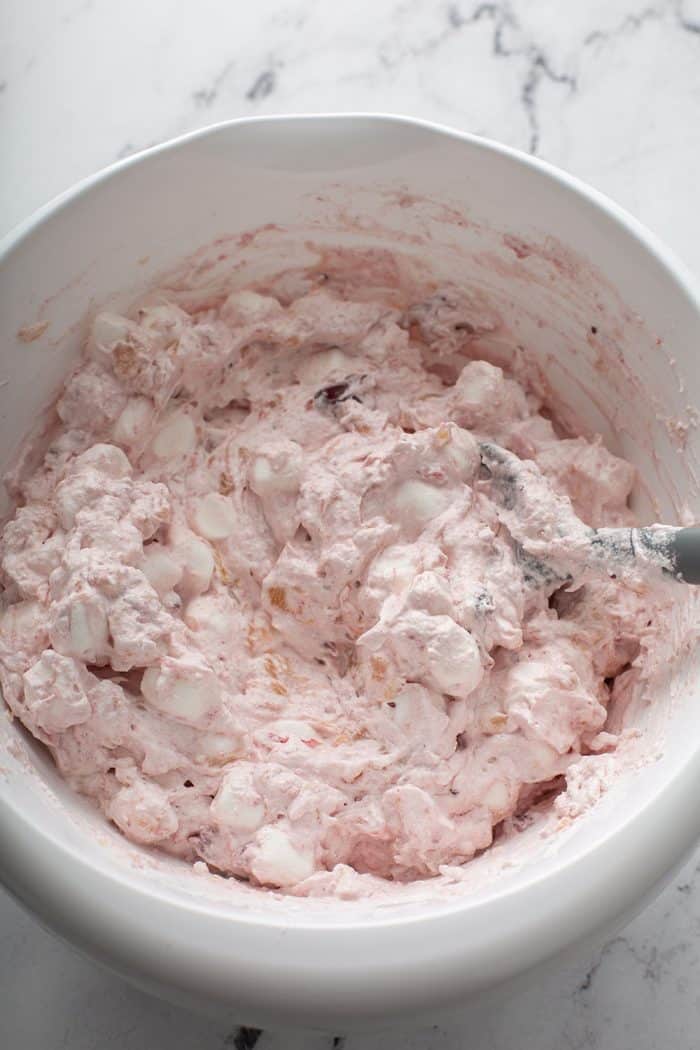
[367,545,418,595]
[68,599,110,662]
[249,826,315,887]
[92,312,131,351]
[191,493,236,541]
[113,397,155,448]
[141,661,221,724]
[482,780,511,815]
[249,442,303,498]
[54,479,89,529]
[257,719,317,746]
[297,348,350,386]
[525,737,560,775]
[72,443,131,479]
[250,457,274,493]
[370,610,483,699]
[142,548,182,595]
[456,360,501,404]
[394,480,451,526]
[23,651,91,733]
[151,411,197,460]
[183,594,230,640]
[172,530,214,596]
[421,616,482,696]
[222,289,280,325]
[107,781,178,845]
[211,765,265,833]
[195,732,240,764]
[0,600,43,643]
[404,571,453,617]
[392,684,446,731]
[437,424,479,478]
[250,456,300,497]
[139,304,183,333]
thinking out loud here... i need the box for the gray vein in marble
[78,0,700,169]
[193,59,237,108]
[115,139,157,161]
[246,69,278,102]
[583,1,700,45]
[584,7,665,48]
[420,2,577,153]
[577,936,629,993]
[519,53,575,154]
[676,0,700,33]
[270,5,310,33]
[61,0,95,27]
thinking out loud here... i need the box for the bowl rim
[3,110,700,303]
[1,112,700,1013]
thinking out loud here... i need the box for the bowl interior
[1,116,699,927]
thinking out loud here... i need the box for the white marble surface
[1,1,700,1047]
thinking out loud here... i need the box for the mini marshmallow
[454,360,529,421]
[151,411,197,460]
[394,480,452,527]
[364,610,483,700]
[297,348,350,386]
[403,571,453,617]
[23,651,91,733]
[142,548,183,595]
[455,360,501,404]
[392,684,447,732]
[250,456,301,497]
[191,493,236,541]
[249,826,315,887]
[107,781,178,845]
[113,397,155,448]
[139,304,184,333]
[183,595,232,643]
[54,477,94,529]
[172,530,214,596]
[367,544,419,595]
[211,765,265,833]
[418,614,482,696]
[256,719,318,747]
[249,441,303,499]
[91,312,132,351]
[195,732,241,765]
[141,659,221,724]
[0,600,45,646]
[436,423,480,479]
[222,289,281,325]
[68,598,110,662]
[71,443,131,479]
[481,780,512,815]
[250,457,274,493]
[524,737,561,775]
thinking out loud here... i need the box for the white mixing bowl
[1,115,699,1031]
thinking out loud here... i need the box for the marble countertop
[1,1,700,1047]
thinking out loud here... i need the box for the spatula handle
[669,526,700,584]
